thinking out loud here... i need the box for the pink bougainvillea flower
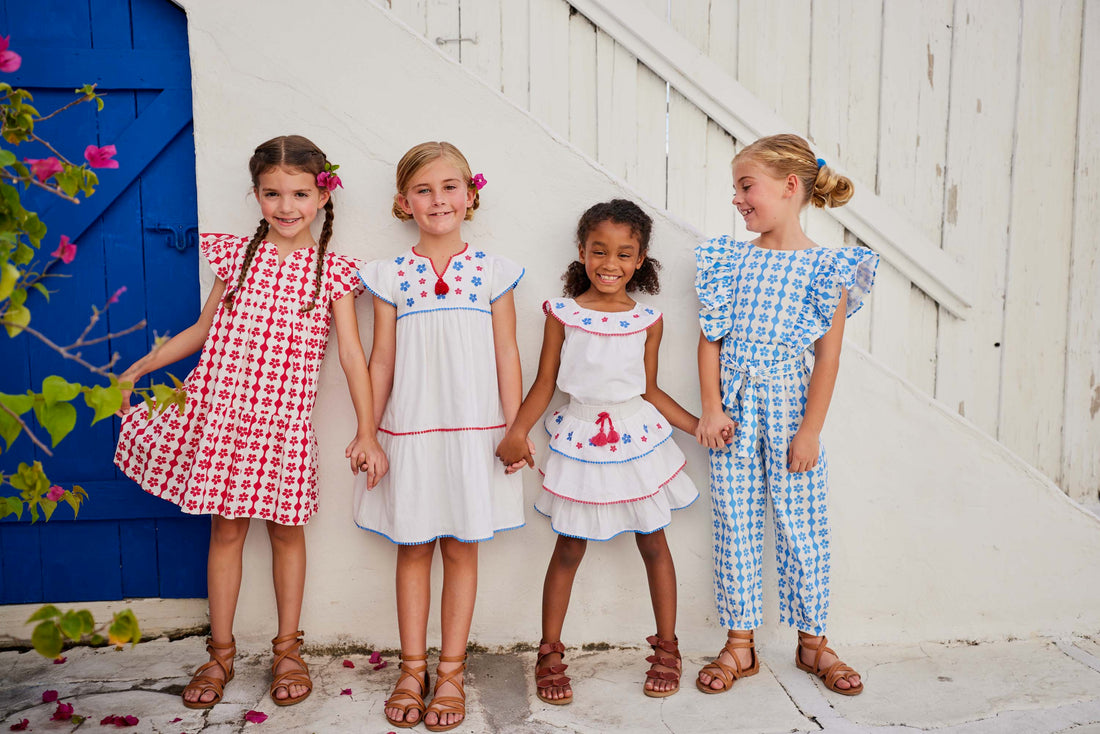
[107,286,127,305]
[368,651,382,665]
[51,235,77,264]
[373,661,389,671]
[50,702,74,721]
[315,170,342,191]
[99,714,139,727]
[9,719,29,731]
[25,157,63,183]
[0,35,20,72]
[169,717,181,723]
[41,689,58,703]
[83,144,119,169]
[244,710,267,724]
[54,655,67,664]
[342,659,355,668]
[46,485,65,501]
[340,688,352,696]
[470,173,487,190]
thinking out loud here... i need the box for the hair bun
[811,165,854,209]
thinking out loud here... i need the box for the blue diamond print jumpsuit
[695,236,877,634]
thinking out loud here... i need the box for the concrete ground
[2,635,1100,733]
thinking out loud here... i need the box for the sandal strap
[645,635,681,657]
[432,654,467,694]
[387,652,429,710]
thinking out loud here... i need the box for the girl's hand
[495,429,534,471]
[696,408,735,449]
[787,428,820,473]
[346,433,389,488]
[115,370,139,417]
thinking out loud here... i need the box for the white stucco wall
[151,0,1100,650]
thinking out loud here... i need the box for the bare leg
[267,521,308,701]
[424,538,478,729]
[635,530,680,693]
[184,515,249,705]
[537,535,587,703]
[385,541,435,725]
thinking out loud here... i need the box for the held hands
[695,408,735,449]
[786,428,820,473]
[347,432,389,488]
[495,428,535,474]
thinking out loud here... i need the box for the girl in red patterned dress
[114,135,387,710]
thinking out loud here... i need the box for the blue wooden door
[0,0,209,604]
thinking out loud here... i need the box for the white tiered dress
[534,298,698,540]
[353,244,525,544]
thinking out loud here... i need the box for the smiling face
[731,157,800,233]
[396,158,475,239]
[254,166,329,247]
[578,220,645,297]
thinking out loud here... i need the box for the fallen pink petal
[53,656,67,664]
[373,661,389,671]
[51,235,77,264]
[26,157,63,183]
[342,659,354,668]
[41,689,58,703]
[84,144,119,169]
[368,651,382,664]
[51,702,74,721]
[243,710,267,724]
[0,48,20,72]
[9,719,29,731]
[169,717,181,723]
[46,486,65,501]
[107,286,127,305]
[340,688,352,696]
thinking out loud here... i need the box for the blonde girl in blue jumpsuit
[694,134,877,696]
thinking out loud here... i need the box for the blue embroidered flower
[621,434,632,444]
[645,308,654,315]
[472,276,482,286]
[642,424,649,433]
[469,293,477,302]
[554,415,563,424]
[619,320,629,328]
[394,256,405,264]
[437,292,447,300]
[582,317,592,325]
[453,261,464,270]
[474,251,486,259]
[566,431,573,441]
[400,281,410,291]
[416,263,427,273]
[406,298,415,307]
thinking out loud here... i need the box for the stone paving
[2,635,1100,733]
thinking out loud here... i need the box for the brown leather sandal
[796,634,864,696]
[535,640,572,705]
[425,653,467,732]
[696,629,760,694]
[269,630,312,706]
[182,637,236,709]
[643,635,682,698]
[385,652,430,729]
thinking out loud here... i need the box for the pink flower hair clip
[316,161,343,191]
[470,173,487,190]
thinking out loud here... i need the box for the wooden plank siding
[381,0,1099,500]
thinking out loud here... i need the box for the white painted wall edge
[570,0,972,319]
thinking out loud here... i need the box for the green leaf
[151,382,178,412]
[39,496,57,521]
[0,392,34,414]
[0,262,17,302]
[58,610,83,641]
[0,149,15,167]
[167,373,184,389]
[88,633,104,646]
[0,496,22,520]
[63,485,84,517]
[77,609,94,636]
[31,620,62,659]
[2,298,29,337]
[0,405,21,450]
[25,604,61,624]
[23,213,46,246]
[83,384,122,424]
[32,400,76,447]
[41,375,81,406]
[108,609,140,647]
[12,242,33,265]
[31,282,49,301]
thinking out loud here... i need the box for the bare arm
[641,319,698,435]
[117,278,226,411]
[491,290,523,426]
[696,330,734,448]
[788,290,847,473]
[495,313,565,468]
[367,297,397,427]
[333,293,387,484]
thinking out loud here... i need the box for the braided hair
[224,134,335,313]
[562,199,661,298]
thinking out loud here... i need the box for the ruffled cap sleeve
[811,246,879,322]
[199,232,244,282]
[694,235,739,341]
[327,254,366,302]
[489,253,524,303]
[357,258,396,306]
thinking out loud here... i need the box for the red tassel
[606,429,620,444]
[435,278,449,295]
[590,432,607,447]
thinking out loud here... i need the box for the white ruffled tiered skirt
[534,396,697,540]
